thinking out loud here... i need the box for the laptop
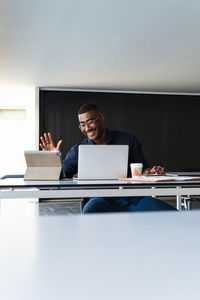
[77,145,129,180]
[24,150,64,180]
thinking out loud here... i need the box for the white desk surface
[1,178,200,207]
[0,210,200,300]
[0,178,127,187]
[1,177,200,188]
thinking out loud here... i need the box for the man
[40,103,176,213]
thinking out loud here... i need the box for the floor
[0,198,81,216]
[1,196,200,216]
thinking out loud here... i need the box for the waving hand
[40,132,62,151]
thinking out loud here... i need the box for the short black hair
[78,103,99,115]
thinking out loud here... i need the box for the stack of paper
[120,175,200,182]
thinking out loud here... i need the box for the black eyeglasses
[78,115,99,129]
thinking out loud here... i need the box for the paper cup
[130,163,143,177]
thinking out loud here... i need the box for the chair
[80,198,90,213]
[180,167,200,210]
[0,174,24,179]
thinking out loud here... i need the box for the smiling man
[78,106,107,144]
[40,103,176,213]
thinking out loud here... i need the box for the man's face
[78,110,104,142]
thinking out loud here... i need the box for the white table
[1,178,200,209]
[0,210,200,299]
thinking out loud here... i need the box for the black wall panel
[39,90,200,171]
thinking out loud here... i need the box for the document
[120,175,200,182]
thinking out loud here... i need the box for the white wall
[0,86,37,177]
[1,0,200,93]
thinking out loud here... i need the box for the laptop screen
[77,145,129,180]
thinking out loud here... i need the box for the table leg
[176,194,182,210]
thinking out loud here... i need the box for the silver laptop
[77,145,129,180]
[24,150,63,180]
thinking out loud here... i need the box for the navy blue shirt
[62,129,149,178]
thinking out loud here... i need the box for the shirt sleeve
[62,144,79,178]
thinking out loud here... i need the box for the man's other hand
[143,165,165,175]
[40,132,62,151]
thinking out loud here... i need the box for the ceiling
[1,0,200,93]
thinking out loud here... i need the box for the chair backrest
[0,174,24,179]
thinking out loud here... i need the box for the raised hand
[143,165,165,175]
[40,132,62,151]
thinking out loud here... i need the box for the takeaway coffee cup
[130,163,143,177]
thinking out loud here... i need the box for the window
[0,87,37,177]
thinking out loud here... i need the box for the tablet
[24,150,64,180]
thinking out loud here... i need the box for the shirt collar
[87,138,95,144]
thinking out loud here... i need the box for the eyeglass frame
[78,115,100,130]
